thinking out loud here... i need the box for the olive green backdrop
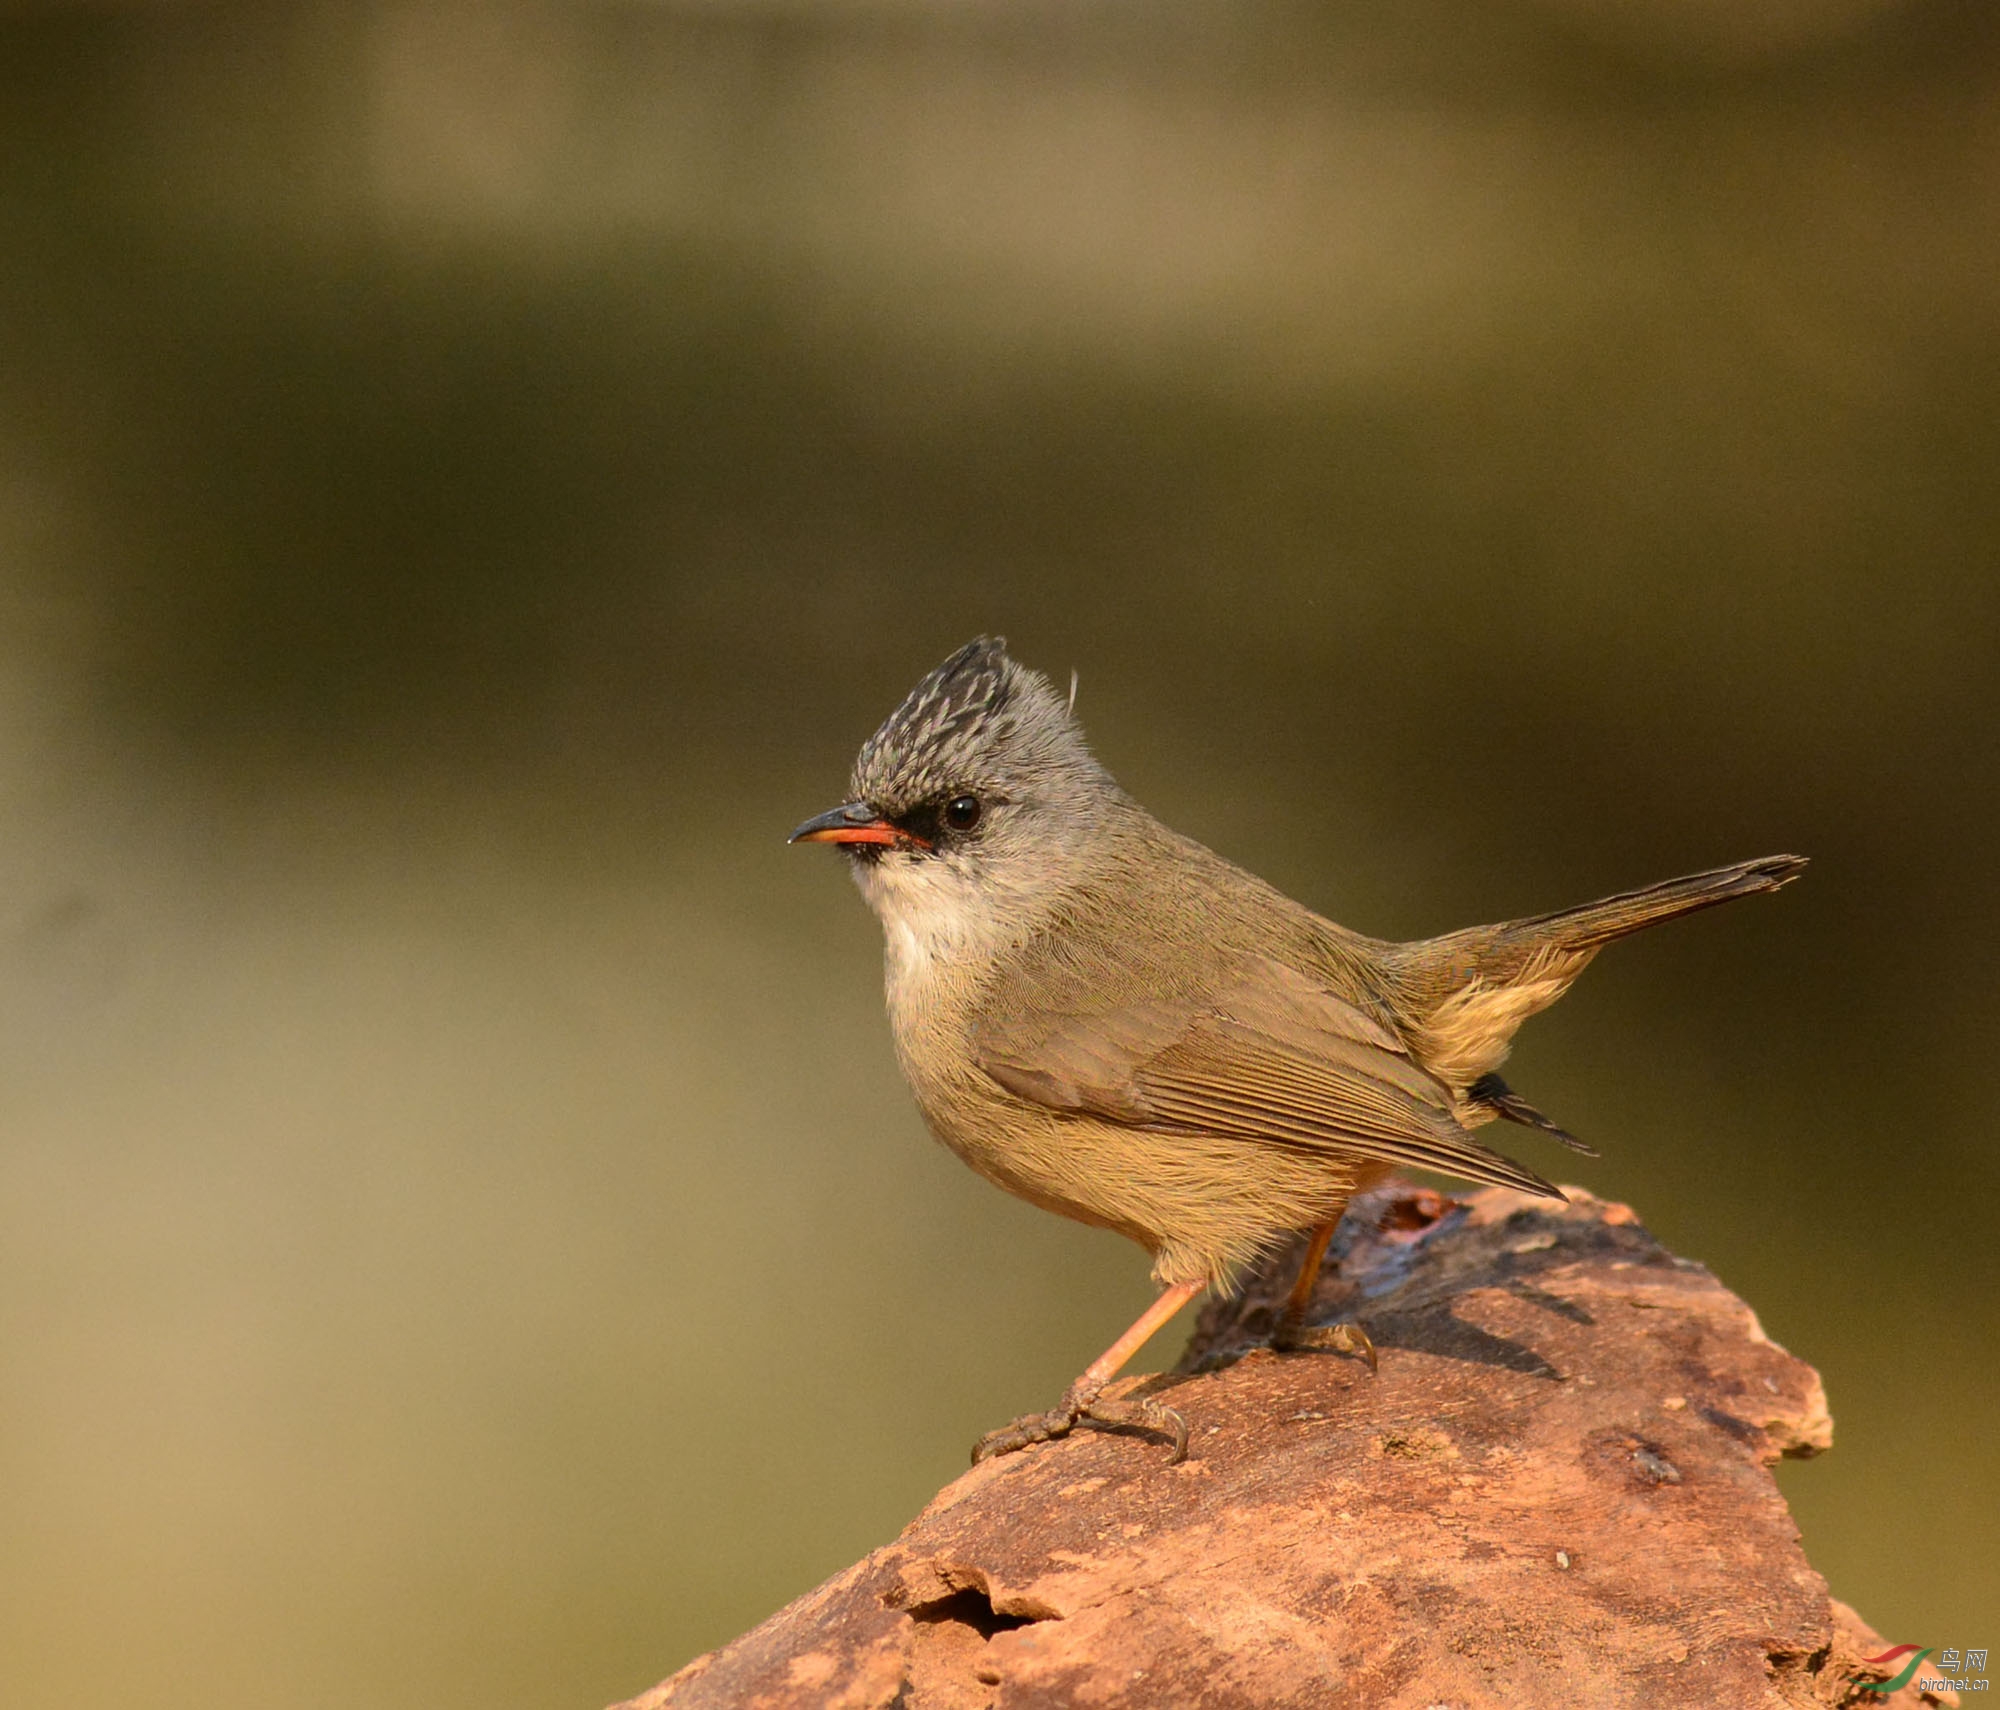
[0,5,1993,1707]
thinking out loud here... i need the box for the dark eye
[944,794,982,831]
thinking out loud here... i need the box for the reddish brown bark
[618,1184,1950,1710]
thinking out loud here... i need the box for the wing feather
[977,952,1559,1199]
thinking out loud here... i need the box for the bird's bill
[787,800,929,848]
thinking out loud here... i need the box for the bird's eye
[944,795,982,831]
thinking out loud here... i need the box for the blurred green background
[0,3,1993,1706]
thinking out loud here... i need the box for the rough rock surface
[619,1184,1951,1709]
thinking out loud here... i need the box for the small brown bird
[791,638,1804,1463]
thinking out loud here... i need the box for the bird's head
[789,636,1119,948]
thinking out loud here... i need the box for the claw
[970,1402,1082,1464]
[1078,1393,1189,1463]
[971,1386,1189,1464]
[1273,1317,1378,1373]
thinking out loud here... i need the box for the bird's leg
[1273,1218,1339,1344]
[972,1279,1204,1465]
[1273,1217,1377,1370]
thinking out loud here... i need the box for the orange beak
[787,801,930,849]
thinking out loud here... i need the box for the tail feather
[1398,853,1806,1091]
[1468,1073,1600,1158]
[1495,853,1809,957]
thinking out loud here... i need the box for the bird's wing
[975,952,1560,1198]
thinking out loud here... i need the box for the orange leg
[1278,1218,1339,1337]
[972,1280,1204,1465]
[1274,1217,1377,1370]
[1076,1279,1205,1392]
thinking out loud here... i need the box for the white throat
[853,855,1009,999]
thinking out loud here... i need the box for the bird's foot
[971,1385,1188,1465]
[971,1403,1079,1463]
[1272,1317,1378,1372]
[1075,1391,1189,1463]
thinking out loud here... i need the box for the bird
[790,637,1805,1463]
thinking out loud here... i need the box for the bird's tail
[1488,853,1808,959]
[1396,854,1807,1092]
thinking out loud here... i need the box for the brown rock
[618,1184,1950,1710]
